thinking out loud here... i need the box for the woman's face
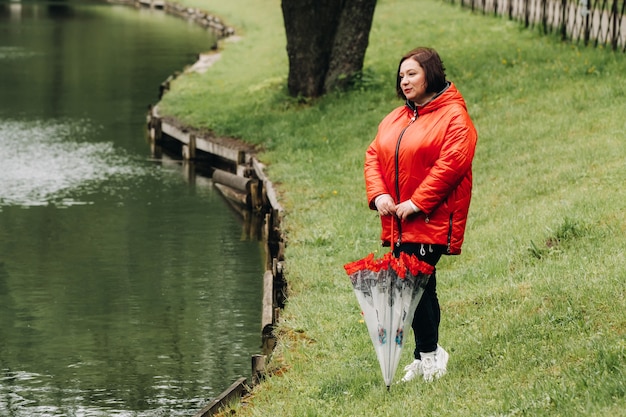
[399,59,429,104]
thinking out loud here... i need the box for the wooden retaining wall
[123,0,285,413]
[147,106,286,416]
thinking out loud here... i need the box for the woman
[364,47,477,383]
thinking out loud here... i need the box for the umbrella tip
[386,385,391,392]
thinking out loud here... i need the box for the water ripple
[0,119,148,207]
[0,46,39,60]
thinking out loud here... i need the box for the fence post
[541,0,548,35]
[611,0,618,50]
[525,0,530,27]
[560,0,568,40]
[583,0,591,45]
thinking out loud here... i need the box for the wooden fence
[448,0,626,51]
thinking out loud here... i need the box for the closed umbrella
[344,251,434,389]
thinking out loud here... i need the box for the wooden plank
[251,157,268,182]
[264,180,283,212]
[262,270,274,329]
[251,354,266,386]
[249,180,262,210]
[192,377,248,417]
[195,136,245,163]
[161,121,190,145]
[160,121,248,164]
[214,183,248,207]
[212,169,251,193]
[160,121,251,165]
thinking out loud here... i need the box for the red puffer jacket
[364,83,477,254]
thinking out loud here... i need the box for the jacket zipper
[393,107,418,247]
[446,213,453,254]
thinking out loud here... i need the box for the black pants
[393,243,445,359]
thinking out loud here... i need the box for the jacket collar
[405,81,451,113]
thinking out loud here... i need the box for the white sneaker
[400,359,423,382]
[420,345,449,382]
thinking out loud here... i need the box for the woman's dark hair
[396,47,447,99]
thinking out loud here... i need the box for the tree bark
[324,0,377,92]
[282,0,377,98]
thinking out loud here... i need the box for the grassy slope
[159,0,626,415]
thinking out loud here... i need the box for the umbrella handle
[390,216,400,251]
[390,215,394,251]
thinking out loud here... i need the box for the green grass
[159,0,626,415]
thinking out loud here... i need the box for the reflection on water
[0,2,264,416]
[0,119,145,207]
[0,46,39,60]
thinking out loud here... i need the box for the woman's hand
[375,194,396,217]
[395,200,420,221]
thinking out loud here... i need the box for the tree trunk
[324,0,377,92]
[281,0,377,98]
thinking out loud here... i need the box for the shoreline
[108,0,285,414]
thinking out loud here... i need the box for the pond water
[0,1,264,415]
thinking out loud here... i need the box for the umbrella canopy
[344,252,434,389]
